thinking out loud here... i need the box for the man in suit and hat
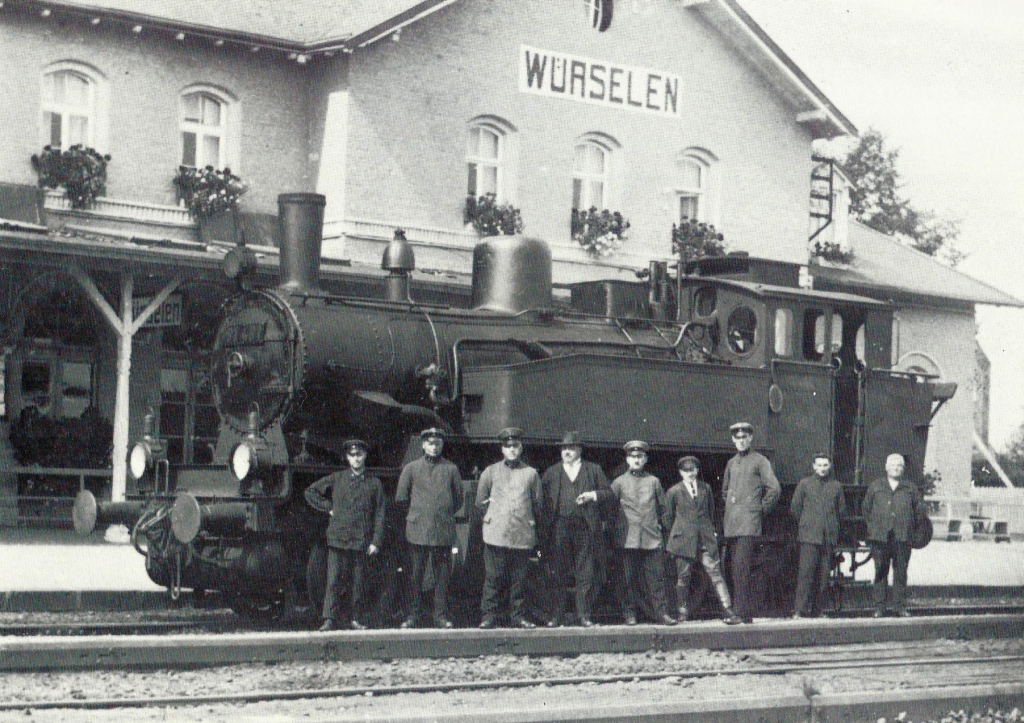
[610,440,676,626]
[790,452,846,618]
[395,427,464,629]
[475,427,544,629]
[304,439,386,631]
[664,456,742,624]
[860,453,922,618]
[540,431,613,627]
[722,422,780,624]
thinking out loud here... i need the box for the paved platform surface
[1,528,1022,603]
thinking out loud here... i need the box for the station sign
[133,294,183,328]
[519,45,682,118]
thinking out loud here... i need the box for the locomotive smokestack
[278,193,326,292]
[381,228,415,302]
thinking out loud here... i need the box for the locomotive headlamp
[129,409,166,482]
[229,408,269,482]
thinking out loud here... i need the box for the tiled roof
[810,222,1023,308]
[36,0,445,46]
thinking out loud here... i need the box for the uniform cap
[678,455,700,470]
[729,422,755,435]
[420,427,446,440]
[498,427,525,442]
[559,431,584,448]
[343,438,368,453]
[623,440,650,454]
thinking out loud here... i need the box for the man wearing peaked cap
[722,421,780,624]
[540,431,613,627]
[395,427,463,629]
[343,439,368,453]
[475,426,543,629]
[610,439,675,626]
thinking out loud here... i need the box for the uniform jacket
[395,455,463,547]
[722,450,781,538]
[663,478,719,560]
[610,471,666,550]
[861,477,922,543]
[304,469,386,551]
[476,460,543,549]
[790,474,846,545]
[540,459,613,537]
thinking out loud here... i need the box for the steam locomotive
[74,193,952,621]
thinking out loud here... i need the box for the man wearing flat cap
[305,439,386,631]
[664,456,742,624]
[475,427,544,629]
[395,427,464,629]
[540,431,613,627]
[610,440,675,626]
[722,422,780,623]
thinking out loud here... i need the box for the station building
[0,0,1018,527]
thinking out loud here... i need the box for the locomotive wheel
[230,588,292,623]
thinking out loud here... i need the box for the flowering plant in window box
[31,145,111,210]
[172,165,247,222]
[810,240,854,265]
[571,207,630,259]
[671,217,726,262]
[464,193,524,237]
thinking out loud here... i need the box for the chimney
[277,193,326,292]
[381,228,415,302]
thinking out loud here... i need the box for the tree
[839,129,964,266]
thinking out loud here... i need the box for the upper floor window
[466,116,517,203]
[675,148,719,225]
[573,137,617,211]
[41,64,107,150]
[181,90,229,168]
[585,0,614,32]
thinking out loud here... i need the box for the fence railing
[14,467,112,526]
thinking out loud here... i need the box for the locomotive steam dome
[471,235,552,313]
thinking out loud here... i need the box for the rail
[13,467,112,526]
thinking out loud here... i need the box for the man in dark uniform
[722,422,781,624]
[395,427,464,629]
[476,427,544,629]
[304,439,386,631]
[861,453,922,617]
[790,452,846,618]
[610,440,676,626]
[664,456,742,624]
[540,431,613,628]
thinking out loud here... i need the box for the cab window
[802,309,826,361]
[727,305,757,355]
[774,308,794,357]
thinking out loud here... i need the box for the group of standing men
[305,421,923,631]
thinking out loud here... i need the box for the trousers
[871,531,911,611]
[673,547,732,613]
[481,544,531,621]
[726,536,756,620]
[547,516,598,621]
[793,542,834,615]
[322,547,366,623]
[619,548,668,619]
[407,543,452,623]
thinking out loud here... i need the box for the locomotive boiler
[74,192,952,619]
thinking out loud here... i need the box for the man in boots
[664,456,742,624]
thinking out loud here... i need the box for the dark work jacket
[663,478,719,560]
[540,460,613,539]
[790,474,846,545]
[861,477,922,543]
[395,456,463,547]
[304,469,386,551]
[721,450,781,538]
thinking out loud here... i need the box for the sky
[738,0,1024,451]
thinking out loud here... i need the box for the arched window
[40,63,107,150]
[180,89,232,169]
[675,148,719,225]
[466,117,516,202]
[573,135,619,211]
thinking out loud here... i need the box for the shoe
[479,616,495,629]
[896,609,912,618]
[318,619,334,632]
[676,607,689,622]
[873,609,886,619]
[579,618,595,628]
[400,617,417,629]
[792,612,805,620]
[514,618,536,629]
[435,618,454,629]
[545,618,560,628]
[350,619,367,631]
[723,612,742,625]
[742,617,754,624]
[624,613,637,626]
[660,614,677,626]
